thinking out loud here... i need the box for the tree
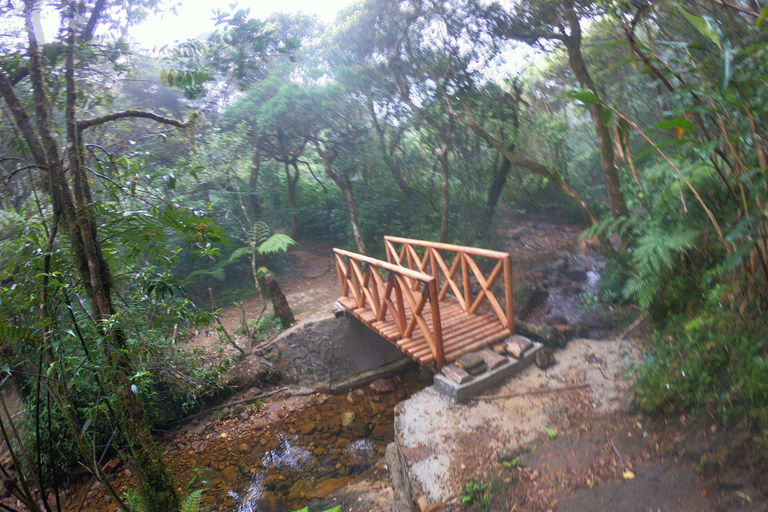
[0,1,216,510]
[309,82,373,254]
[489,0,629,218]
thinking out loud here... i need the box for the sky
[129,0,356,48]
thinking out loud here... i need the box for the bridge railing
[384,236,515,332]
[333,248,445,367]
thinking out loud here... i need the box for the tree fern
[257,234,298,255]
[623,226,698,307]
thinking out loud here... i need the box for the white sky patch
[129,0,355,48]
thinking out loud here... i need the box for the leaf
[653,117,695,135]
[560,88,601,105]
[758,3,768,25]
[623,470,636,480]
[546,427,558,439]
[678,6,722,51]
[180,489,204,512]
[257,234,298,255]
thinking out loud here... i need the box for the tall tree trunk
[563,10,628,218]
[0,10,181,511]
[284,162,300,237]
[437,137,450,243]
[248,134,262,218]
[315,143,367,254]
[485,149,513,223]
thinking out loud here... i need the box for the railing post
[462,252,471,313]
[428,248,440,298]
[428,279,445,368]
[503,255,514,331]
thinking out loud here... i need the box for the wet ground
[64,370,425,512]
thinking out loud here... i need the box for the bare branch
[77,110,191,131]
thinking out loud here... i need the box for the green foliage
[258,233,298,255]
[461,478,488,505]
[636,303,768,434]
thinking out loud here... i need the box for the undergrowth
[636,295,768,437]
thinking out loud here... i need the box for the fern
[186,267,226,282]
[623,226,698,307]
[253,221,273,246]
[226,246,252,265]
[179,489,204,512]
[257,234,297,255]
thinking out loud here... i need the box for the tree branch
[77,110,191,131]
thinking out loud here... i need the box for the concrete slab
[433,343,543,403]
[392,338,641,504]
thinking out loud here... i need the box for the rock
[305,477,352,499]
[258,491,290,512]
[346,392,355,404]
[287,479,309,500]
[341,411,356,427]
[313,447,327,456]
[565,264,588,282]
[455,353,487,376]
[370,401,387,414]
[370,424,391,440]
[535,347,557,370]
[221,465,238,481]
[188,422,207,436]
[518,284,549,319]
[416,494,430,512]
[492,342,506,354]
[477,348,506,369]
[239,443,251,453]
[506,335,534,358]
[516,320,566,348]
[102,457,121,473]
[369,378,396,394]
[441,364,472,384]
[300,423,317,436]
[554,324,576,342]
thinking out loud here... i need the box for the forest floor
[46,215,768,512]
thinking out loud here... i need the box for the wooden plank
[445,330,510,359]
[411,322,504,359]
[503,256,515,331]
[384,235,510,260]
[462,253,471,313]
[333,248,434,282]
[435,251,465,308]
[428,279,444,367]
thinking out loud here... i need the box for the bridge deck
[334,237,515,371]
[338,296,511,366]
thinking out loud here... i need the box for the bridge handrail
[383,236,515,332]
[333,248,445,367]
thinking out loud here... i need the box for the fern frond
[226,246,252,265]
[187,267,226,282]
[257,234,298,255]
[180,489,204,512]
[254,221,272,246]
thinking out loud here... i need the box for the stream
[199,370,424,511]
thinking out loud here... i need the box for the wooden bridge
[333,236,515,371]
